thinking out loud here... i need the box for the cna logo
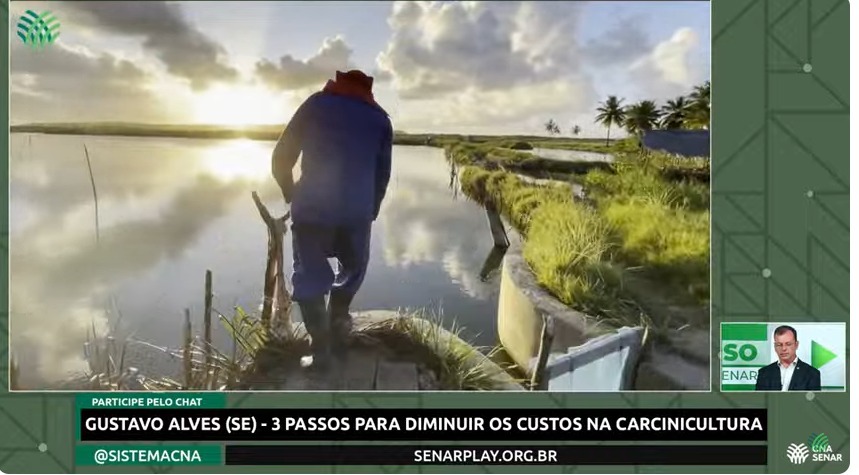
[787,433,843,465]
[809,433,830,452]
[16,10,60,49]
[786,443,809,465]
[807,432,842,462]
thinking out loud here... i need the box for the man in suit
[755,325,821,391]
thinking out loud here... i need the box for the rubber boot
[298,298,331,371]
[328,289,355,360]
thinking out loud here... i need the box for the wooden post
[252,191,293,335]
[530,314,555,390]
[272,217,292,336]
[183,308,192,390]
[485,204,509,248]
[204,270,213,369]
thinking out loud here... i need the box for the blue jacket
[272,91,393,225]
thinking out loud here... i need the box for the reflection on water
[479,246,507,282]
[10,134,503,387]
[203,139,275,181]
[530,147,612,162]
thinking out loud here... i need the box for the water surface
[10,134,505,387]
[529,147,612,162]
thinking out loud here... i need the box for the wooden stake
[252,191,292,335]
[530,315,555,390]
[183,309,192,389]
[83,144,100,245]
[204,270,213,368]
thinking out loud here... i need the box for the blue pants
[290,222,372,302]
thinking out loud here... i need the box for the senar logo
[722,342,759,362]
[16,10,60,49]
[721,323,771,390]
[720,324,770,365]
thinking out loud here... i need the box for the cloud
[583,15,654,67]
[8,134,285,387]
[373,2,708,135]
[10,41,172,123]
[255,36,355,90]
[424,79,594,128]
[370,67,394,83]
[377,2,551,98]
[9,133,193,222]
[376,149,501,300]
[9,0,707,137]
[629,27,702,100]
[48,1,238,90]
[376,1,595,131]
[10,174,248,386]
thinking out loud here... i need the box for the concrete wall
[496,239,612,374]
[633,329,710,390]
[496,239,709,390]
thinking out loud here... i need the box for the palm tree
[571,125,581,136]
[623,100,661,136]
[684,81,710,129]
[544,119,560,135]
[660,96,688,129]
[691,81,710,104]
[595,96,625,146]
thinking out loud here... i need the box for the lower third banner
[224,445,767,466]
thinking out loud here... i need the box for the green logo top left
[17,10,60,49]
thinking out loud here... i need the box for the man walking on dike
[754,325,821,391]
[271,69,393,371]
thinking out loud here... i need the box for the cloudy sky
[10,1,710,136]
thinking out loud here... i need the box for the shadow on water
[479,246,507,283]
[448,159,509,284]
[449,159,460,200]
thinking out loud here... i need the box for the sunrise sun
[192,85,286,127]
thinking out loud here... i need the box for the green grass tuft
[359,312,522,391]
[523,202,629,318]
[583,154,710,303]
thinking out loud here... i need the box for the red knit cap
[336,70,374,90]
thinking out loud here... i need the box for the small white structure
[531,326,645,391]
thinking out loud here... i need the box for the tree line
[545,81,710,145]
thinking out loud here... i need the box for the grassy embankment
[451,139,709,331]
[444,140,615,177]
